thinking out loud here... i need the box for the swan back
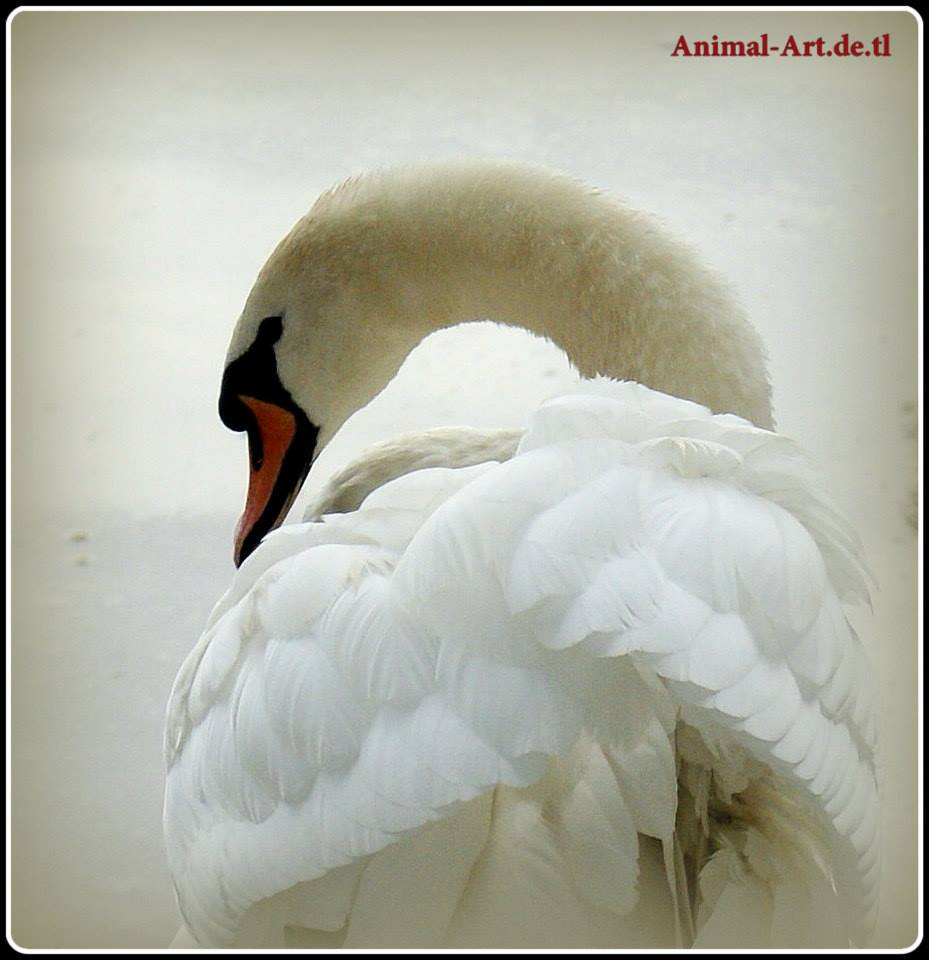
[164,380,878,947]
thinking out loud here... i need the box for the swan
[163,162,880,949]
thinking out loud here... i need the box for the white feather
[165,380,880,948]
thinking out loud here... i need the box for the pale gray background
[10,9,919,949]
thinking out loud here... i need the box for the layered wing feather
[164,379,879,947]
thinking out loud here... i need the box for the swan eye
[255,315,284,343]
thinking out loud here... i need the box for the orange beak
[219,316,318,566]
[233,396,298,566]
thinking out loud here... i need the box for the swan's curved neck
[245,166,774,439]
[225,166,775,562]
[347,169,773,428]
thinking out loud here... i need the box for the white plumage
[163,163,880,948]
[165,381,879,948]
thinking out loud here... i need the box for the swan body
[163,163,879,948]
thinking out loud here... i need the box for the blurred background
[10,9,919,949]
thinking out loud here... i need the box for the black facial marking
[220,316,289,435]
[220,315,320,565]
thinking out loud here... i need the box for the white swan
[163,162,880,949]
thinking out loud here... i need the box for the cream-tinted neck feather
[230,162,773,453]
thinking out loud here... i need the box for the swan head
[219,191,431,565]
